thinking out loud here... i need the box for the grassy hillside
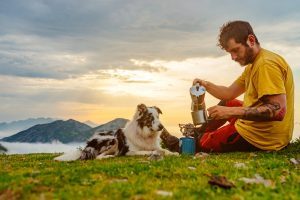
[0,140,299,200]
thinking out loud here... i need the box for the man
[161,20,294,152]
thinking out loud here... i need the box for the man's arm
[208,94,287,121]
[193,79,245,100]
[241,94,286,121]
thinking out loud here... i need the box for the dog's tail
[54,149,82,162]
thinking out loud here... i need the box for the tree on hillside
[0,143,7,153]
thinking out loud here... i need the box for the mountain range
[0,118,129,143]
[0,117,58,138]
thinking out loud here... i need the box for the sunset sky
[0,0,299,138]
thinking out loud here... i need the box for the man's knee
[218,100,227,106]
[160,129,180,152]
[224,99,243,107]
[198,132,221,152]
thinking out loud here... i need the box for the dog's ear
[154,106,162,114]
[137,104,147,113]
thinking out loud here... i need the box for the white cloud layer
[1,142,84,154]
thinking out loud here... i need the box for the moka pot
[190,83,208,125]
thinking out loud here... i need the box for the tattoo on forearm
[243,107,271,121]
[273,106,286,121]
[241,97,285,121]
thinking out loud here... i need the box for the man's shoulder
[259,48,286,64]
[255,48,289,71]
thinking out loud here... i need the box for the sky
[0,0,299,138]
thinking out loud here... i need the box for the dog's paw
[148,152,163,161]
[166,151,179,156]
[96,155,115,160]
[158,149,179,156]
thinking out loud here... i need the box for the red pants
[199,99,260,152]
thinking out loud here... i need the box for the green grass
[0,140,299,200]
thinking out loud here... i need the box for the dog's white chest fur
[124,122,161,152]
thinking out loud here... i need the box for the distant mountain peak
[91,118,129,133]
[66,119,80,123]
[83,120,98,128]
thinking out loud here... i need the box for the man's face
[225,38,254,66]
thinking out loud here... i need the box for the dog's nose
[158,124,164,131]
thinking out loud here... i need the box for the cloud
[0,34,90,79]
[0,34,168,79]
[1,142,85,154]
[0,73,159,121]
[0,76,139,105]
[0,0,299,135]
[1,0,300,80]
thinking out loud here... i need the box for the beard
[237,46,255,66]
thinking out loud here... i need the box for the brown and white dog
[54,104,178,161]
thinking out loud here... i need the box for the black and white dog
[54,104,178,161]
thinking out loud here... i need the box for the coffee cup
[179,137,195,155]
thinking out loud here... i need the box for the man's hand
[207,105,233,120]
[192,78,245,101]
[192,78,208,87]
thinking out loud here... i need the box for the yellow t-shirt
[234,48,294,151]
